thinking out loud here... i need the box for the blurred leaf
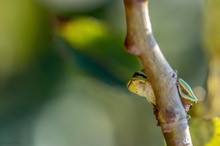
[190,118,213,145]
[203,0,220,56]
[190,117,220,146]
[59,17,140,82]
[205,117,220,146]
[203,0,220,117]
[60,17,109,49]
[0,0,51,80]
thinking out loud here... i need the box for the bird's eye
[189,105,193,110]
[132,71,147,78]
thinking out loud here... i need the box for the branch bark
[123,0,193,145]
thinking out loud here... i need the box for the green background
[0,0,207,145]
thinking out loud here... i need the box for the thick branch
[123,0,192,145]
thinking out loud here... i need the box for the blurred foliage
[205,118,220,146]
[0,0,51,81]
[59,17,140,82]
[203,0,220,118]
[0,0,216,145]
[203,0,220,57]
[190,117,220,146]
[190,118,213,145]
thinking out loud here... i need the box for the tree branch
[123,0,193,145]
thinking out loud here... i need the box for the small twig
[123,0,193,145]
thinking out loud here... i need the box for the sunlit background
[0,0,207,146]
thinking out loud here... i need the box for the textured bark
[123,0,193,145]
